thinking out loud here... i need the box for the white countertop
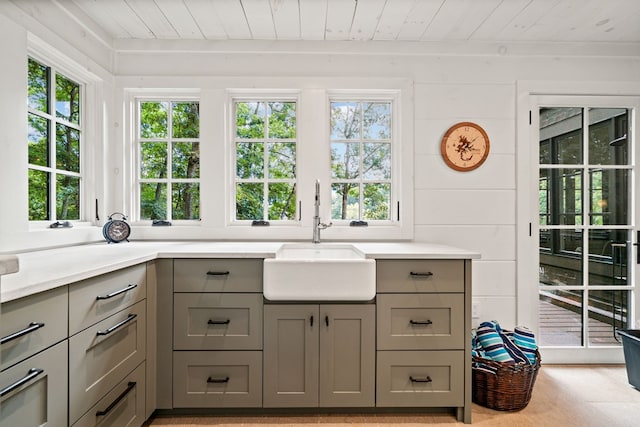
[0,241,479,303]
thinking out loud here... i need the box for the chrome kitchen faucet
[312,180,332,243]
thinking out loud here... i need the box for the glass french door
[535,97,637,362]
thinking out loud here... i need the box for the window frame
[27,54,87,226]
[328,94,396,224]
[134,96,201,223]
[231,95,300,225]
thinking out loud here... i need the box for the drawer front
[174,293,263,350]
[174,259,262,293]
[69,300,146,424]
[0,340,68,427]
[1,286,68,371]
[73,362,146,427]
[173,351,262,408]
[376,350,464,407]
[69,264,147,335]
[377,294,464,350]
[377,260,464,293]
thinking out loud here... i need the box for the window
[137,100,200,221]
[27,57,82,221]
[330,100,392,222]
[233,99,297,222]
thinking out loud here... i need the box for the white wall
[1,6,639,330]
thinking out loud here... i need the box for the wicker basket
[472,350,541,411]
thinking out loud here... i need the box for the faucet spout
[312,180,332,243]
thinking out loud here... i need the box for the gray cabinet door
[319,304,375,407]
[263,305,319,407]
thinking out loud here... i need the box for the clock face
[441,122,490,172]
[104,220,130,243]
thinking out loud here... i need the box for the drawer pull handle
[96,314,137,336]
[409,320,433,326]
[410,376,432,383]
[207,376,230,384]
[1,322,45,345]
[310,315,314,327]
[208,319,231,325]
[325,315,329,327]
[96,283,138,300]
[96,382,136,417]
[0,368,44,397]
[206,271,230,276]
[410,272,434,277]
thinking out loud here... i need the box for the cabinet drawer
[0,340,68,427]
[72,362,146,427]
[377,294,464,350]
[174,293,263,350]
[173,351,262,408]
[377,260,464,293]
[376,350,464,407]
[1,286,67,371]
[69,264,146,335]
[174,259,262,293]
[69,300,146,424]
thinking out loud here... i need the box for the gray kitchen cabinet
[0,340,68,427]
[72,362,146,427]
[375,259,472,424]
[263,303,375,408]
[172,259,264,409]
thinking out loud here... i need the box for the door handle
[635,231,640,264]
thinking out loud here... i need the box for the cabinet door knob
[0,322,45,345]
[206,271,230,276]
[409,319,433,326]
[96,283,137,300]
[0,368,44,397]
[207,376,230,384]
[96,382,136,416]
[410,272,434,277]
[96,313,137,336]
[409,376,432,383]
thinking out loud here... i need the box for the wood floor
[145,365,640,427]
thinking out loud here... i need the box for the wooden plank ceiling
[48,0,640,43]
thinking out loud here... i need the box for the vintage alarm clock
[103,212,131,243]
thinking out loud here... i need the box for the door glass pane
[588,108,629,165]
[588,230,628,286]
[539,168,583,225]
[588,290,628,346]
[539,229,583,287]
[539,107,582,164]
[589,169,628,225]
[539,290,583,346]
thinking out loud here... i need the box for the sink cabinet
[263,304,375,408]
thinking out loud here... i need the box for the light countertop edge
[1,241,480,303]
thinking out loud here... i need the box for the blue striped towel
[476,324,515,364]
[514,326,538,364]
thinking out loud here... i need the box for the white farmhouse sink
[263,243,376,301]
